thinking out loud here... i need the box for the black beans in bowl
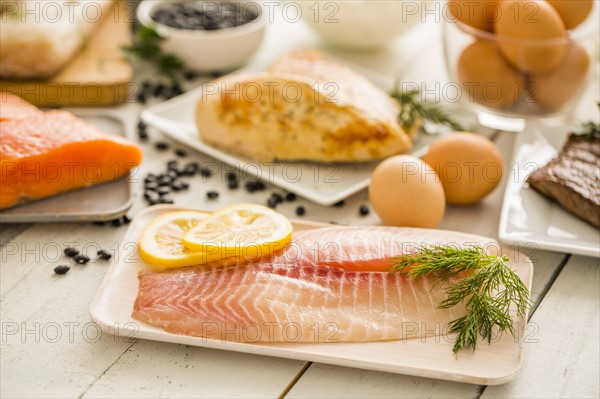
[151,1,259,31]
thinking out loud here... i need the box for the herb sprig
[390,88,464,133]
[574,103,599,141]
[389,245,531,355]
[122,25,185,85]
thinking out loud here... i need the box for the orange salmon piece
[0,110,142,209]
[0,92,43,122]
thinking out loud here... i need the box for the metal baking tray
[0,113,137,224]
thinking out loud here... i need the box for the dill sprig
[389,245,531,355]
[122,25,185,85]
[390,88,464,133]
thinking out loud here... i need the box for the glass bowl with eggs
[443,0,598,131]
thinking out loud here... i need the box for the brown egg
[448,0,500,32]
[494,0,568,73]
[546,0,594,30]
[457,40,525,110]
[422,132,504,205]
[369,155,445,228]
[529,43,591,111]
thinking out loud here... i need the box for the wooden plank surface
[0,3,596,398]
[482,255,600,399]
[0,0,133,106]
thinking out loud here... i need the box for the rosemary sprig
[390,88,464,133]
[389,245,531,355]
[122,25,185,85]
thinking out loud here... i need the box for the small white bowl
[137,0,266,72]
[299,1,420,50]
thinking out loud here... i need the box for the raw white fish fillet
[133,226,495,343]
[0,0,111,78]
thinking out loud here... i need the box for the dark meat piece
[527,130,600,228]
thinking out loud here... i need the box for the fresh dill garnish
[390,88,465,133]
[389,245,531,355]
[122,25,185,85]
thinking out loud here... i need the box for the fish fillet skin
[133,226,495,343]
[0,110,142,209]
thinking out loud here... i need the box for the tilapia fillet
[133,227,491,343]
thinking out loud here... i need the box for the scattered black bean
[285,192,296,202]
[271,193,284,204]
[295,206,306,216]
[122,215,132,224]
[64,247,79,258]
[226,172,238,181]
[333,200,345,208]
[210,71,223,78]
[148,198,160,206]
[184,70,198,81]
[228,180,239,189]
[73,255,90,264]
[142,80,152,92]
[267,198,277,209]
[145,181,159,191]
[158,175,174,186]
[155,141,169,151]
[136,92,147,104]
[157,186,171,196]
[167,160,179,170]
[171,181,189,192]
[54,265,70,275]
[97,250,112,261]
[145,174,158,183]
[171,84,183,96]
[175,148,187,157]
[93,221,108,226]
[166,170,179,180]
[111,218,122,227]
[184,162,199,176]
[145,191,160,202]
[153,83,166,97]
[138,130,149,141]
[138,121,147,130]
[206,191,219,199]
[359,205,370,216]
[159,197,174,204]
[245,181,266,192]
[199,167,213,177]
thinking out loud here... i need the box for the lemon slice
[138,210,217,268]
[182,203,293,262]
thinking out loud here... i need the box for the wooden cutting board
[0,0,133,107]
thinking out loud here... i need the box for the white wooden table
[2,7,599,399]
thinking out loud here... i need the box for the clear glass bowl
[443,11,598,131]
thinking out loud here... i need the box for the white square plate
[498,122,600,258]
[140,63,449,206]
[91,205,533,385]
[0,112,136,223]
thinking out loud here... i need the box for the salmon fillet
[0,92,43,122]
[0,110,142,209]
[133,227,493,343]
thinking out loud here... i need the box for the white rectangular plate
[499,122,600,258]
[91,206,533,385]
[140,63,444,206]
[0,112,136,224]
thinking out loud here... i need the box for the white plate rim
[90,205,533,385]
[498,122,600,258]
